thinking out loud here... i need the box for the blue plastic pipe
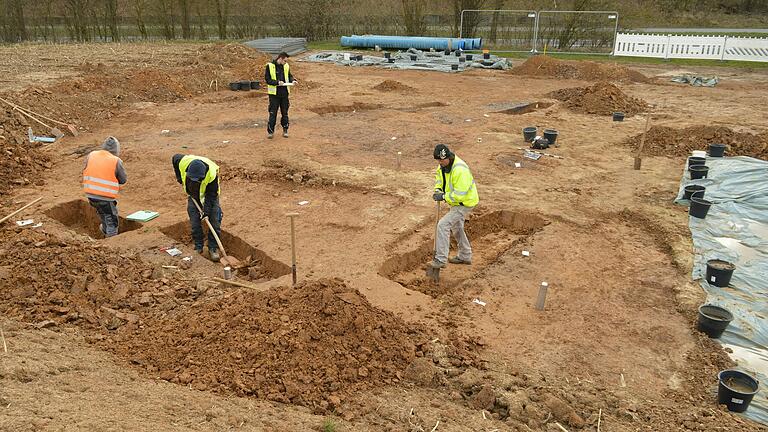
[340,35,483,51]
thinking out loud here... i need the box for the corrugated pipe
[340,35,483,51]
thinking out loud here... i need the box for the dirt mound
[0,105,52,196]
[549,81,650,116]
[0,228,184,330]
[373,80,415,92]
[625,125,768,158]
[512,56,649,83]
[110,279,429,409]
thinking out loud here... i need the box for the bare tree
[452,0,486,37]
[179,0,191,38]
[65,0,92,41]
[401,0,426,35]
[2,0,28,42]
[193,0,208,39]
[489,0,505,43]
[104,0,119,41]
[214,0,229,39]
[133,0,148,39]
[156,0,176,39]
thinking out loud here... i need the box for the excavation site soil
[2,43,768,431]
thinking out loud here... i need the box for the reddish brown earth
[1,42,767,431]
[625,125,768,158]
[548,81,651,117]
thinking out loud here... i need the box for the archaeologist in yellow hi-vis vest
[429,144,479,270]
[82,136,127,238]
[172,154,223,262]
[264,51,298,139]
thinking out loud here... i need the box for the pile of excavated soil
[4,44,272,134]
[548,81,650,116]
[625,125,768,158]
[0,106,52,196]
[110,279,430,409]
[0,228,184,330]
[512,56,649,83]
[373,79,415,92]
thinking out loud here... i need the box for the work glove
[432,191,445,201]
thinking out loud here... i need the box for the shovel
[0,97,68,139]
[425,200,441,283]
[190,199,240,268]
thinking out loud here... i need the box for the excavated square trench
[489,101,554,115]
[45,199,143,238]
[379,210,548,297]
[160,221,290,282]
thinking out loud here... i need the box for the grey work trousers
[434,205,473,264]
[88,198,119,237]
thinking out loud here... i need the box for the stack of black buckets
[688,143,761,414]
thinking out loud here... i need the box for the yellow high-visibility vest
[266,63,291,95]
[434,156,479,207]
[179,155,220,203]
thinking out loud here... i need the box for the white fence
[614,33,768,62]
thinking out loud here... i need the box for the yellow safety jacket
[179,155,219,204]
[434,156,479,207]
[267,62,291,95]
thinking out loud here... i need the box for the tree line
[1,0,766,44]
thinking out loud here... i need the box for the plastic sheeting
[675,156,768,425]
[671,75,720,87]
[340,35,483,51]
[302,48,511,73]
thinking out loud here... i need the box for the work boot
[195,248,204,255]
[209,249,221,262]
[429,259,446,269]
[99,224,104,234]
[449,256,472,265]
[282,130,289,138]
[267,133,274,139]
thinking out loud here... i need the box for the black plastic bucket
[706,259,736,287]
[523,127,537,142]
[250,81,260,90]
[697,304,733,338]
[688,156,706,168]
[683,185,706,200]
[410,55,417,61]
[239,80,251,91]
[455,51,461,57]
[718,370,759,413]
[483,53,490,59]
[709,143,726,157]
[543,129,558,145]
[388,58,395,63]
[384,52,391,59]
[689,197,712,219]
[689,165,709,180]
[451,64,458,71]
[228,82,239,91]
[466,54,473,60]
[444,49,450,55]
[613,112,625,122]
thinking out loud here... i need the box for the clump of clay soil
[512,56,649,83]
[0,229,180,330]
[625,125,768,159]
[548,81,650,116]
[373,79,415,92]
[0,105,52,196]
[110,279,428,409]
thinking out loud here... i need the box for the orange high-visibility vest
[83,150,120,199]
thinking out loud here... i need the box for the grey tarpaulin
[675,156,768,425]
[302,48,511,73]
[671,75,720,87]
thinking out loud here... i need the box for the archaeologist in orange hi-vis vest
[82,136,127,237]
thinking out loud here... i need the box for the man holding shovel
[172,154,223,262]
[429,144,479,271]
[83,136,127,237]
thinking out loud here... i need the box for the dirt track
[1,43,768,431]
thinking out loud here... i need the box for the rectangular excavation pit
[379,210,548,297]
[489,101,554,115]
[45,199,143,238]
[160,221,290,282]
[309,102,384,115]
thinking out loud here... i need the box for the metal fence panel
[534,10,619,54]
[459,10,537,52]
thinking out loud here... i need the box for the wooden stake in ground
[0,197,43,225]
[286,212,299,286]
[634,114,651,170]
[212,277,267,291]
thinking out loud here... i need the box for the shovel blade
[221,255,241,268]
[425,264,440,282]
[50,127,65,139]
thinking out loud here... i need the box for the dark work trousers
[187,196,223,252]
[267,94,290,134]
[88,198,119,237]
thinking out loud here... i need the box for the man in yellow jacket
[264,52,298,139]
[430,144,479,269]
[172,154,223,262]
